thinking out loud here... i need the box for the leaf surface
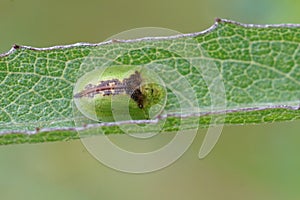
[0,19,299,145]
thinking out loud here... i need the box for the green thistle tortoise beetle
[73,65,167,122]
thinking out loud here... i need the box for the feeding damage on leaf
[73,65,166,122]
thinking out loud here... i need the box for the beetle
[73,65,166,122]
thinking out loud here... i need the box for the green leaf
[0,19,299,145]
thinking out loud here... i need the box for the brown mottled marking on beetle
[74,71,145,108]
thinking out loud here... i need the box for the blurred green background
[0,0,300,199]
